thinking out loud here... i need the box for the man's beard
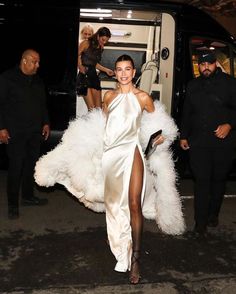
[200,69,215,78]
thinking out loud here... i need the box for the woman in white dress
[102,54,164,284]
[35,54,185,285]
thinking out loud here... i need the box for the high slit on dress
[102,92,146,272]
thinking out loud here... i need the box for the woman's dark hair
[115,54,135,69]
[89,27,111,48]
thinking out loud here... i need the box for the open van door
[158,13,175,114]
[77,5,177,116]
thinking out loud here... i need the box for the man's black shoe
[207,216,219,227]
[193,223,207,239]
[21,196,48,206]
[8,206,19,219]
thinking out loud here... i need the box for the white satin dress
[102,92,146,272]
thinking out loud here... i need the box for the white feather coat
[35,100,185,235]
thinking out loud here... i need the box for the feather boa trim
[35,101,185,234]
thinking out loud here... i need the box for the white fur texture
[140,101,185,234]
[35,101,185,234]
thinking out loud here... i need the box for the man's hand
[42,124,50,140]
[180,139,190,150]
[214,123,231,139]
[0,129,10,144]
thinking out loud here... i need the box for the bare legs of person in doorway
[83,88,102,110]
[128,147,143,284]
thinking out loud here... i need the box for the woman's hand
[78,65,87,74]
[153,134,164,146]
[106,69,114,76]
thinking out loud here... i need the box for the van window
[190,37,231,77]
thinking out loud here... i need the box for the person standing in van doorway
[180,51,236,237]
[77,26,114,110]
[78,24,94,61]
[0,49,50,219]
[76,24,95,117]
[79,23,94,42]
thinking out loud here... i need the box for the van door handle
[48,90,69,96]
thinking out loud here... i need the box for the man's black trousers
[189,146,234,226]
[6,130,41,208]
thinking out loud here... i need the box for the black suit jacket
[180,68,236,148]
[0,66,49,135]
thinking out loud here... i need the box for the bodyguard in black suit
[180,51,236,236]
[0,49,50,219]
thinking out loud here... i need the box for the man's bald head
[20,49,40,75]
[21,49,39,60]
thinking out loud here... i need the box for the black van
[0,0,236,174]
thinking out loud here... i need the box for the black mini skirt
[85,65,101,91]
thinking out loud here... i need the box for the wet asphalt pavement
[0,170,236,294]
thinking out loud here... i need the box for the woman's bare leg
[129,147,143,284]
[83,88,102,110]
[83,88,95,110]
[91,88,102,108]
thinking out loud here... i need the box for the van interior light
[80,9,112,13]
[80,13,112,17]
[127,10,132,18]
[209,46,215,50]
[111,30,132,37]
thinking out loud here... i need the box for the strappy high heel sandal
[129,250,141,284]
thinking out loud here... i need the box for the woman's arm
[139,92,164,145]
[103,90,117,115]
[77,40,89,73]
[136,90,155,113]
[144,95,155,113]
[96,63,114,76]
[102,92,109,115]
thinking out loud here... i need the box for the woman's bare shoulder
[79,40,89,51]
[104,89,119,105]
[104,90,116,100]
[133,88,149,99]
[133,88,154,112]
